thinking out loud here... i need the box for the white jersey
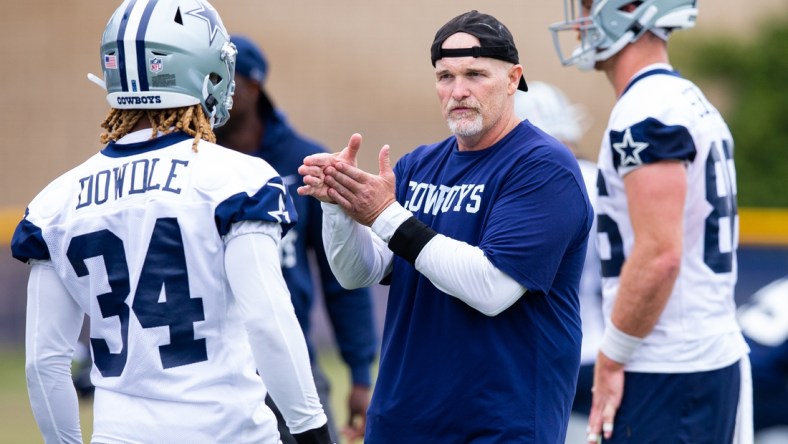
[577,158,604,365]
[13,130,320,442]
[596,63,748,373]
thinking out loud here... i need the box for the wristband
[388,216,438,265]
[599,322,643,364]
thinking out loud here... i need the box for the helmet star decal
[186,2,227,46]
[613,127,649,167]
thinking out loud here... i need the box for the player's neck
[131,117,152,133]
[608,36,670,97]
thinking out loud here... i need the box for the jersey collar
[621,63,681,97]
[102,131,193,158]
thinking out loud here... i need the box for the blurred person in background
[551,1,753,442]
[513,81,603,444]
[214,35,377,444]
[737,277,788,444]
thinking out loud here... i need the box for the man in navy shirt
[299,11,592,443]
[215,35,376,443]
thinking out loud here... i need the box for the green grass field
[0,347,364,444]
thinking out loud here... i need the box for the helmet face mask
[549,0,698,70]
[100,0,236,127]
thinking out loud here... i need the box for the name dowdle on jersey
[75,157,189,209]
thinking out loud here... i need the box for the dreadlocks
[99,104,215,152]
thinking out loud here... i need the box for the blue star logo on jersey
[186,2,227,46]
[612,127,649,167]
[267,183,292,224]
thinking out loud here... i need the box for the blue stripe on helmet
[116,0,138,92]
[135,0,159,92]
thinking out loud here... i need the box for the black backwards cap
[430,10,528,91]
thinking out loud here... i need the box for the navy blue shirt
[366,122,592,443]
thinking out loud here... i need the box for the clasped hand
[297,133,396,227]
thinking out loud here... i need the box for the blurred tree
[670,17,788,207]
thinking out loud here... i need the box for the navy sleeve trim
[214,176,298,237]
[610,117,696,171]
[11,214,50,262]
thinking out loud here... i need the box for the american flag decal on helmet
[104,54,118,69]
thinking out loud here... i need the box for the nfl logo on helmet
[149,57,163,73]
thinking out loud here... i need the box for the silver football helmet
[99,0,236,127]
[550,0,698,71]
[513,82,589,146]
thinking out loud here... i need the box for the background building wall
[0,0,786,210]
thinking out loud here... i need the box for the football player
[551,1,753,443]
[11,0,330,442]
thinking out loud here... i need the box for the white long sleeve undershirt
[322,202,527,316]
[224,221,327,434]
[25,261,84,444]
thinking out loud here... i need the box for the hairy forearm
[612,162,686,338]
[610,244,681,337]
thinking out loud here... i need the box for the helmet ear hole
[209,73,222,86]
[205,95,218,111]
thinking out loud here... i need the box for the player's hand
[298,152,336,203]
[342,384,370,442]
[323,141,396,227]
[586,352,625,443]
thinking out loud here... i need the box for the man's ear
[508,64,524,94]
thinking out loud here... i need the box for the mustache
[447,99,480,112]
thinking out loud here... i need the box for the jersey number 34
[67,217,208,377]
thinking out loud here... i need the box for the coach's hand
[322,137,396,227]
[587,352,624,443]
[298,133,363,203]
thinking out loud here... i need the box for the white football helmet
[99,0,236,127]
[550,0,698,71]
[514,82,589,146]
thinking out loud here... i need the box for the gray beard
[448,113,483,137]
